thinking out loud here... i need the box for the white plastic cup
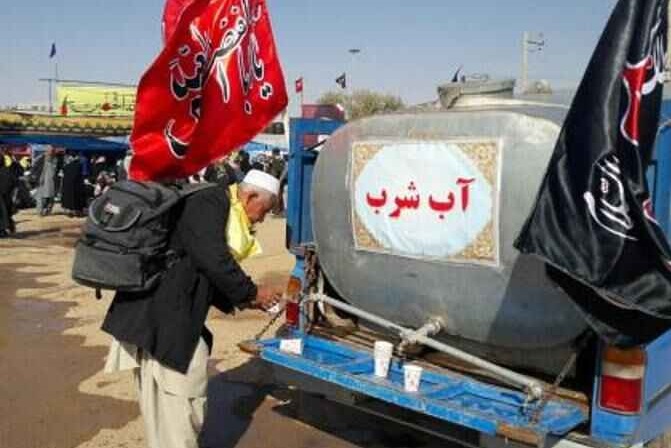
[373,341,394,378]
[404,364,423,392]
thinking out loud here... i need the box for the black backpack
[71,180,215,297]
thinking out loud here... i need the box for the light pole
[521,32,545,93]
[347,48,361,119]
[348,48,361,91]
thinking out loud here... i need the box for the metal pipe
[306,293,544,400]
[399,318,444,354]
[306,293,408,333]
[401,318,444,344]
[413,330,544,400]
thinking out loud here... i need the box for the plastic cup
[374,341,394,378]
[404,364,423,392]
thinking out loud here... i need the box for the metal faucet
[399,318,444,354]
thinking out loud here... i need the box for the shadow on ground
[200,354,450,447]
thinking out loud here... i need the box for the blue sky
[2,0,619,108]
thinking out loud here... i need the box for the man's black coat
[102,185,258,373]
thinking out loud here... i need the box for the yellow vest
[226,184,263,262]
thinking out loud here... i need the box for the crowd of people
[193,148,288,214]
[0,146,287,238]
[0,148,126,237]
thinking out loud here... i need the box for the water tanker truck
[250,80,671,447]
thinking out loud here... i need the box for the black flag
[335,73,346,89]
[515,0,671,344]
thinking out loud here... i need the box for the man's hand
[251,285,283,311]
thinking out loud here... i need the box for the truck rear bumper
[267,359,608,448]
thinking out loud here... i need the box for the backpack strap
[176,182,220,199]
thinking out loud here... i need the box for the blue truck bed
[260,334,588,444]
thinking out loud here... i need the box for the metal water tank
[311,93,588,370]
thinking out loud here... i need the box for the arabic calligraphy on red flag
[130,0,288,181]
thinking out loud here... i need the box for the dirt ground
[0,208,448,448]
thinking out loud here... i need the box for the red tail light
[599,346,646,414]
[284,276,302,327]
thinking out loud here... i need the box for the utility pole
[521,32,545,93]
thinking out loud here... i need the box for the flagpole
[48,43,59,114]
[48,79,53,114]
[53,62,59,115]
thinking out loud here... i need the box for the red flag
[295,77,303,93]
[130,0,288,181]
[162,0,195,43]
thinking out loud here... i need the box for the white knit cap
[243,169,280,196]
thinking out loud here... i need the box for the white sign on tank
[352,140,499,264]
